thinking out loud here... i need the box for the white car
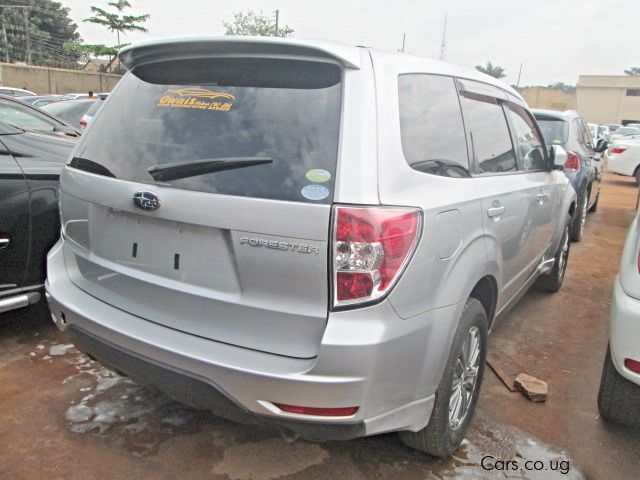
[588,123,609,144]
[0,86,36,97]
[609,126,640,144]
[61,93,89,100]
[607,136,640,184]
[598,210,640,426]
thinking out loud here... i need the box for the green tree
[475,61,506,79]
[624,67,640,76]
[0,0,82,67]
[547,81,576,93]
[223,10,294,37]
[63,41,126,71]
[84,1,149,47]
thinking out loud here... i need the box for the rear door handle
[0,238,9,249]
[487,206,505,218]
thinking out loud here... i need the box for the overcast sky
[62,0,639,86]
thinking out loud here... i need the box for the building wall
[578,75,640,124]
[519,87,577,111]
[0,63,121,94]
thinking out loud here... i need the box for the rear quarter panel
[369,51,490,320]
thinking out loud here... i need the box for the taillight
[332,206,422,308]
[611,147,627,154]
[563,150,580,172]
[79,118,87,127]
[625,358,640,374]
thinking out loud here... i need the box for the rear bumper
[606,153,637,177]
[46,239,460,439]
[68,324,363,440]
[610,276,640,387]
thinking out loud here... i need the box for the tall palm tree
[475,61,506,79]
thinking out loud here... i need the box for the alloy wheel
[449,326,481,430]
[558,227,570,280]
[580,198,588,233]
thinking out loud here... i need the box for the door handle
[0,238,9,249]
[487,206,505,218]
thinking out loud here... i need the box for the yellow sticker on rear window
[157,87,235,112]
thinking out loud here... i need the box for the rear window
[535,117,569,146]
[72,57,342,204]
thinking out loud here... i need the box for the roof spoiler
[119,36,361,70]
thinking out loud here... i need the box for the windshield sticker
[305,168,332,183]
[157,87,235,112]
[301,184,330,201]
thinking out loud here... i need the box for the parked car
[0,87,36,97]
[17,94,62,107]
[61,93,89,100]
[42,99,96,129]
[0,97,77,314]
[0,94,80,136]
[533,109,606,241]
[45,37,576,457]
[607,136,640,184]
[588,123,609,144]
[598,209,640,427]
[79,95,107,128]
[609,126,640,143]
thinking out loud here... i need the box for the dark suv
[533,109,607,241]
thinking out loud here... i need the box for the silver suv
[46,37,576,456]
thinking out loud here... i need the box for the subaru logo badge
[132,191,161,211]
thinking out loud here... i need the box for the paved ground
[1,173,639,480]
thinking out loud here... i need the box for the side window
[0,102,56,132]
[460,93,517,174]
[398,74,470,178]
[505,104,547,171]
[580,119,594,149]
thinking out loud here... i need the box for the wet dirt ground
[1,173,639,480]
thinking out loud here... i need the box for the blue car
[533,109,607,241]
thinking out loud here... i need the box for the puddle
[30,340,205,457]
[348,413,584,480]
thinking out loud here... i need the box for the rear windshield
[71,57,342,204]
[535,117,569,146]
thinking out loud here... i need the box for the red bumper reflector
[275,403,359,417]
[624,358,640,374]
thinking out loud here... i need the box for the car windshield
[616,127,640,135]
[43,99,95,126]
[71,57,342,204]
[535,117,569,146]
[84,100,103,116]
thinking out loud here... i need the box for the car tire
[536,223,570,293]
[597,346,640,427]
[398,298,487,457]
[570,194,587,242]
[588,190,599,213]
[635,169,640,187]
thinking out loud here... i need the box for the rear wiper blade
[147,156,272,181]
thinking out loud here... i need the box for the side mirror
[550,145,568,170]
[595,139,609,153]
